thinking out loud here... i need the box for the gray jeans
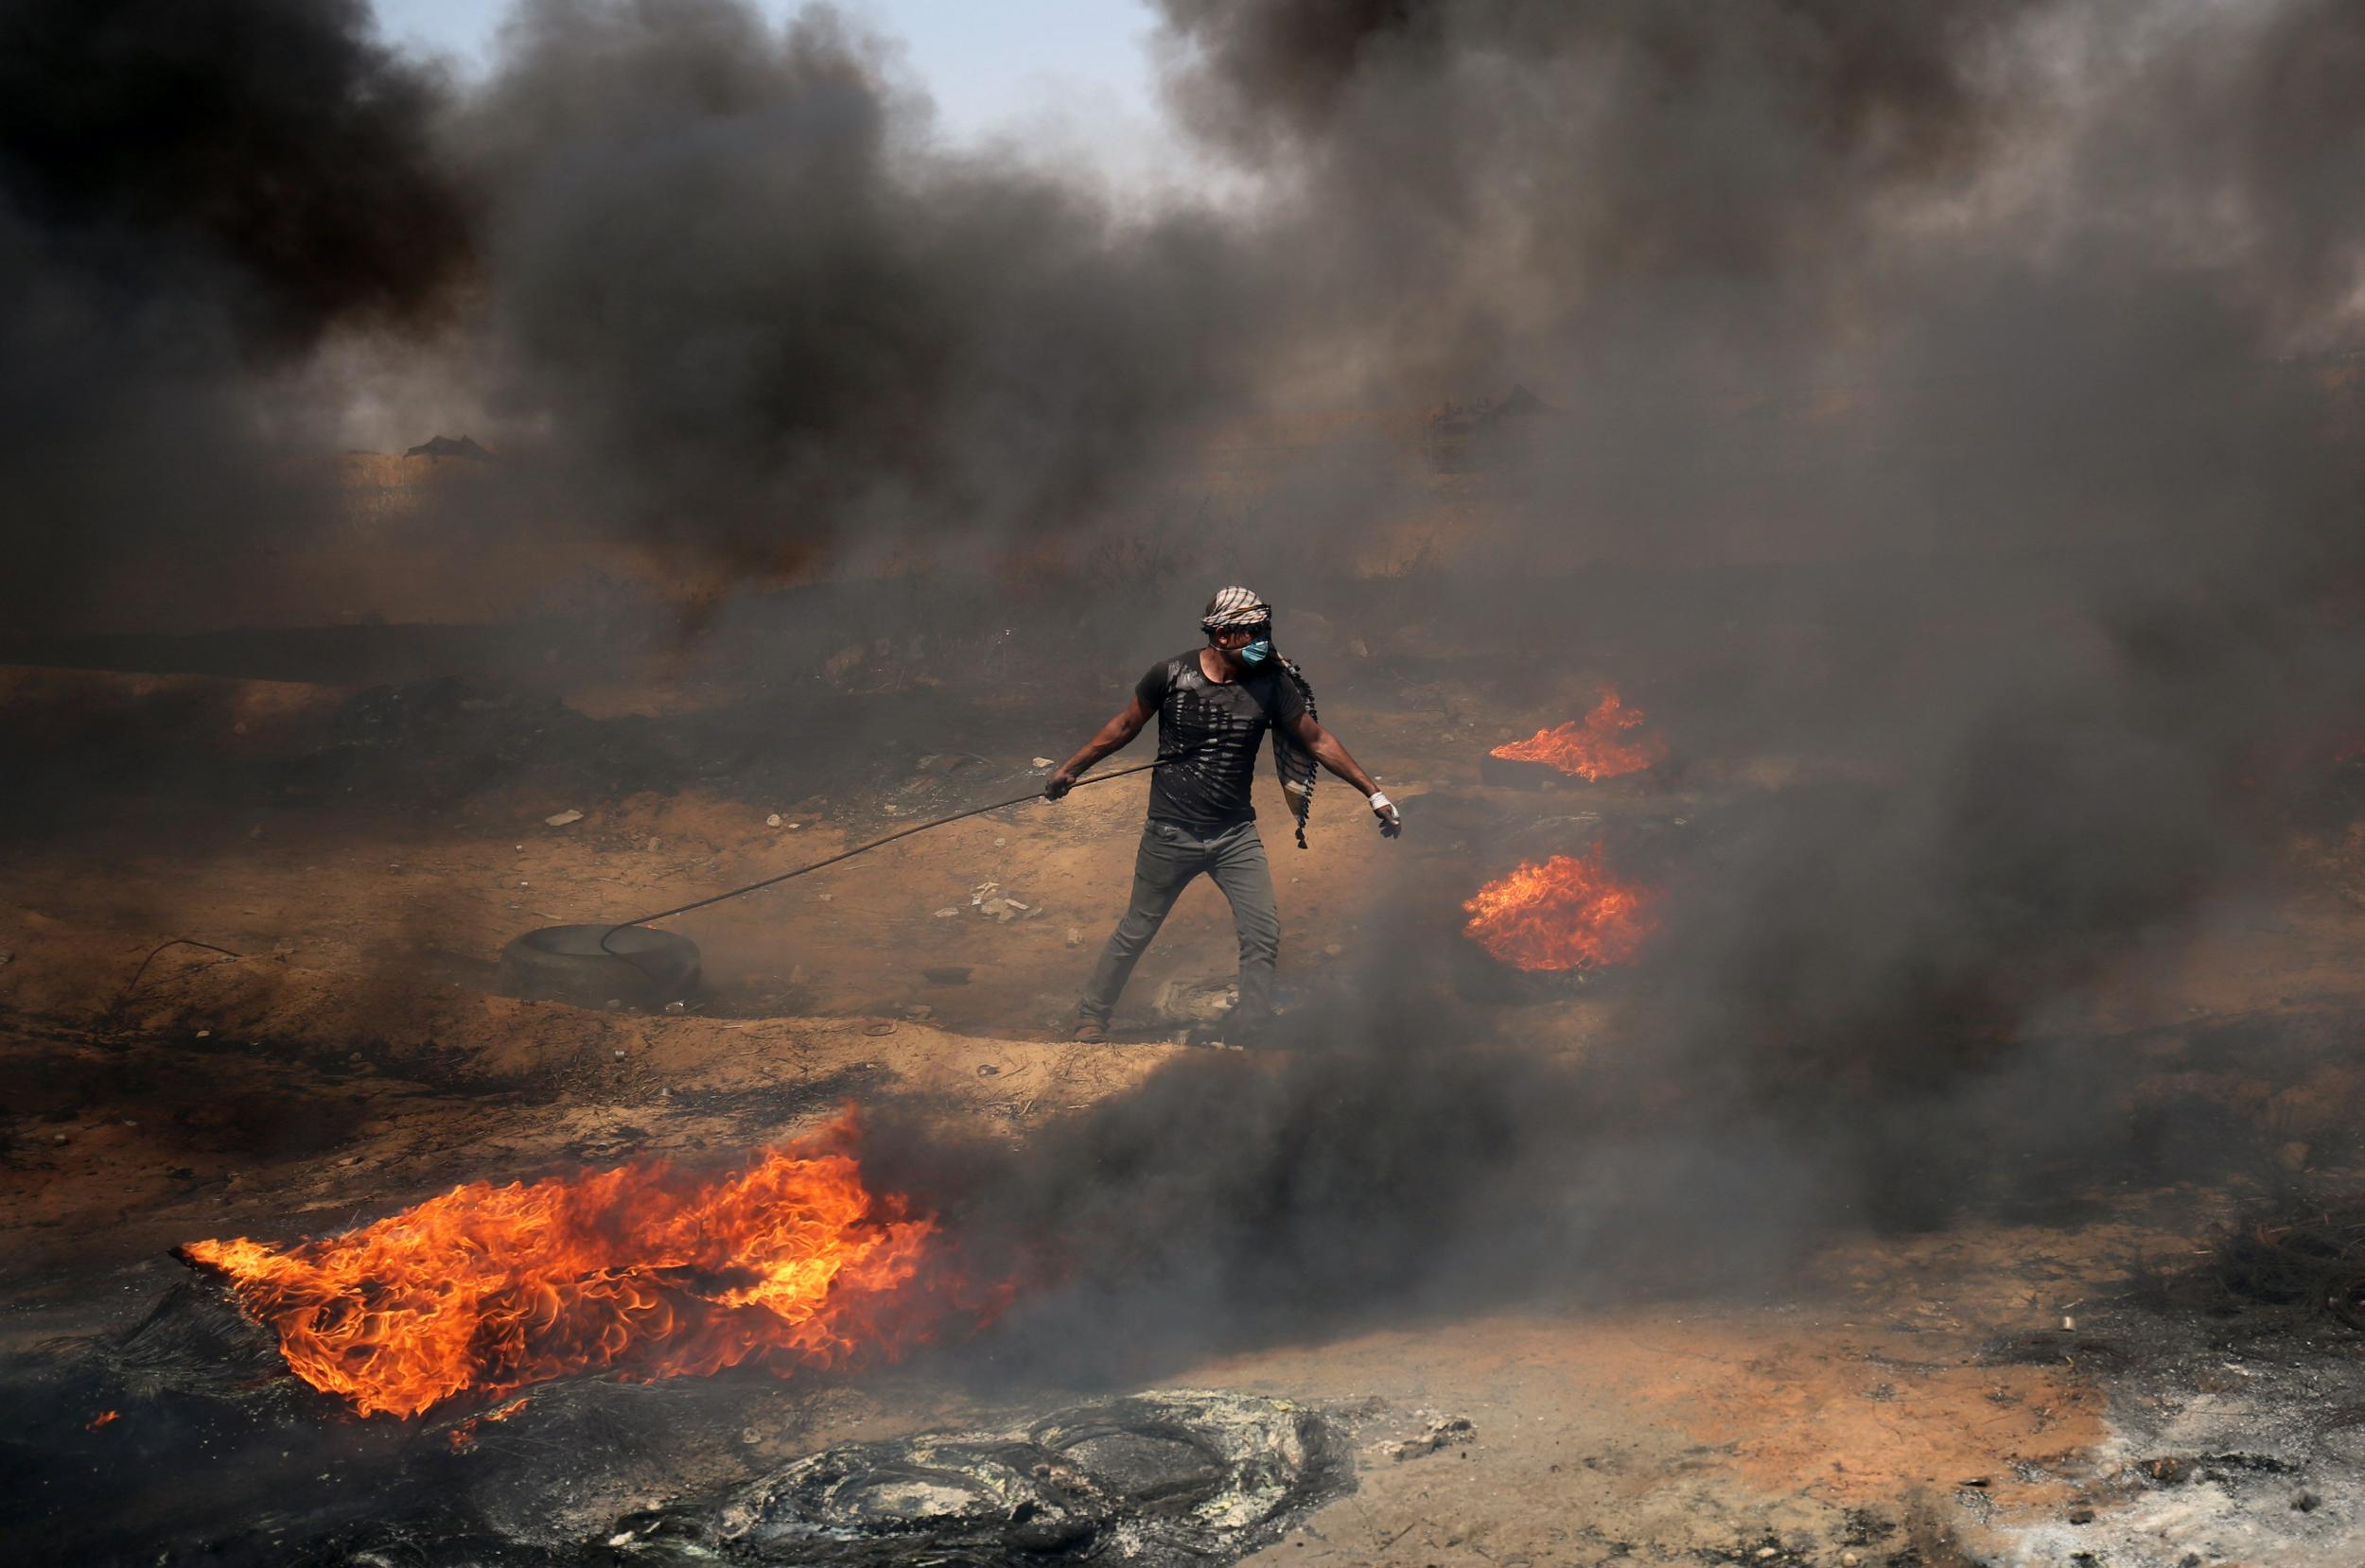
[1079,818,1280,1027]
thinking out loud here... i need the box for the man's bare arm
[1288,712,1380,795]
[1288,712,1400,836]
[1046,694,1155,798]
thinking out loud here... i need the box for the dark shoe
[1073,1019,1109,1044]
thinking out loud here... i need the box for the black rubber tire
[499,924,702,1009]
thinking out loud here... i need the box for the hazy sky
[373,0,1171,151]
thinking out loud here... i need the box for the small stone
[1065,927,1083,948]
[195,1029,211,1038]
[545,810,584,827]
[785,822,800,830]
[613,1048,628,1058]
[904,1004,934,1021]
[816,893,832,902]
[976,1063,998,1076]
[935,907,962,918]
[1031,758,1056,769]
[2294,1490,2321,1512]
[992,837,1007,847]
[1841,1555,1861,1567]
[2067,1506,2094,1524]
[766,813,782,828]
[51,1132,69,1144]
[645,837,663,851]
[1756,1551,1778,1561]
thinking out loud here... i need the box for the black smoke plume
[0,0,470,630]
[855,0,2365,1373]
[462,0,1267,573]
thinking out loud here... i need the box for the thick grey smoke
[460,0,1269,572]
[0,0,471,631]
[10,0,2365,602]
[1153,0,2365,563]
[849,0,2365,1374]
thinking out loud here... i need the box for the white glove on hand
[1369,791,1402,838]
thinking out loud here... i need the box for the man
[1045,586,1401,1045]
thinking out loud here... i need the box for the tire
[499,924,702,1009]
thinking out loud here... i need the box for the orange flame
[85,1409,119,1432]
[1491,686,1666,780]
[179,1114,944,1419]
[1463,845,1656,972]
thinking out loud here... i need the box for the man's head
[1201,585,1272,669]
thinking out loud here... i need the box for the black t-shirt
[1137,651,1308,831]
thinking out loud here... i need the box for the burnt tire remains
[616,1389,1350,1564]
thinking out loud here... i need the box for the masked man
[1046,586,1401,1044]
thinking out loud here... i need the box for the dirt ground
[7,630,2365,1565]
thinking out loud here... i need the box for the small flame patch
[1463,845,1656,972]
[1491,686,1665,780]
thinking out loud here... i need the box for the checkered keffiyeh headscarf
[1199,586,1321,847]
[1200,584,1271,632]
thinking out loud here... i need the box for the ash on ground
[1975,1202,2365,1567]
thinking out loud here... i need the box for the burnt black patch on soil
[8,1036,374,1159]
[0,1280,1350,1568]
[2133,1188,2365,1339]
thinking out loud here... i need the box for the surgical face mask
[1236,637,1272,666]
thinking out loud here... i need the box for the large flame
[1491,686,1666,780]
[1463,845,1656,972]
[179,1114,943,1418]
